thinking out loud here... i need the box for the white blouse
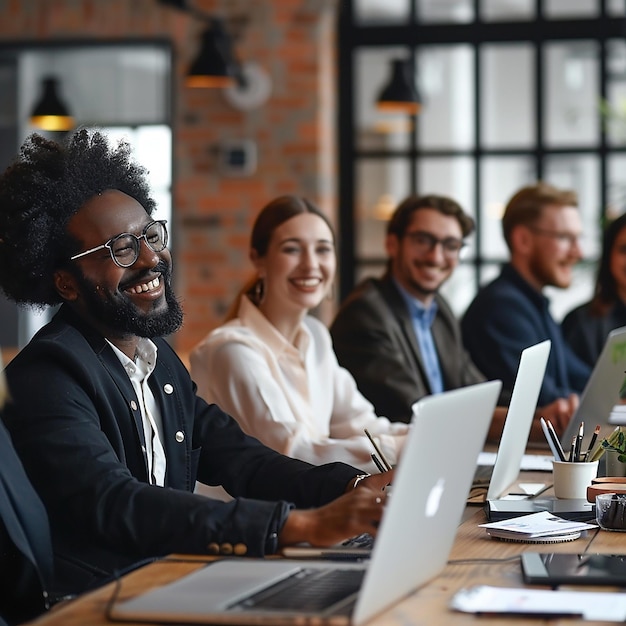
[190,297,408,474]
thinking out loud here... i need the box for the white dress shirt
[190,297,408,473]
[107,338,166,486]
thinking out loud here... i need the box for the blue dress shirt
[393,278,444,394]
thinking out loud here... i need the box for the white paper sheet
[450,585,626,621]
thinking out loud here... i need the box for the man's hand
[278,471,393,549]
[349,470,394,493]
[531,394,579,440]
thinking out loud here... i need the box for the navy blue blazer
[462,264,591,405]
[0,418,53,625]
[2,305,359,596]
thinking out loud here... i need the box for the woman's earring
[254,277,265,304]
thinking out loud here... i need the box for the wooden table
[25,477,625,626]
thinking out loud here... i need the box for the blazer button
[234,543,247,556]
[164,384,174,394]
[220,543,233,555]
[130,400,138,410]
[207,543,219,555]
[175,431,185,443]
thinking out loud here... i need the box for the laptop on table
[109,380,501,626]
[490,326,626,523]
[483,339,596,522]
[479,340,552,502]
[561,326,626,449]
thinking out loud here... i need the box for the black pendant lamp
[376,59,422,115]
[30,76,74,131]
[186,18,238,88]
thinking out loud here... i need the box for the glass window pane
[543,154,601,259]
[355,158,411,258]
[477,262,502,289]
[608,0,626,17]
[416,157,475,220]
[480,156,536,259]
[544,41,600,147]
[356,48,413,152]
[480,0,534,21]
[544,0,598,18]
[481,44,535,148]
[416,0,474,23]
[354,0,410,25]
[605,40,626,147]
[417,45,475,150]
[102,125,172,227]
[22,46,169,126]
[607,154,626,220]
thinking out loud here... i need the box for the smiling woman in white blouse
[190,195,408,474]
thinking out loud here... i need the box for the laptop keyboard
[340,533,374,549]
[229,567,365,612]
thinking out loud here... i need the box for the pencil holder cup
[552,460,598,499]
[596,493,626,531]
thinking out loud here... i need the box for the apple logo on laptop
[425,478,446,517]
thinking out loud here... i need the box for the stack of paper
[479,511,596,541]
[451,586,626,621]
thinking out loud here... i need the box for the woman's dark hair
[0,129,155,307]
[591,212,626,316]
[224,195,334,320]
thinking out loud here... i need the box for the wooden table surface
[26,475,626,626]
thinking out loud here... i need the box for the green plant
[591,426,626,462]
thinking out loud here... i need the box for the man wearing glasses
[461,182,591,435]
[0,130,390,598]
[331,195,490,427]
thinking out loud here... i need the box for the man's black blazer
[3,305,358,596]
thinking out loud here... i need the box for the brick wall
[0,0,337,359]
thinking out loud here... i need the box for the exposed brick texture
[0,0,338,362]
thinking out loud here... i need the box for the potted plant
[592,427,626,477]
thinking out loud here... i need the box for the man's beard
[528,256,569,289]
[405,262,447,297]
[407,277,439,297]
[71,260,184,338]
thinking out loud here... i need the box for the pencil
[583,424,601,462]
[574,422,584,462]
[546,419,567,461]
[364,428,392,471]
[371,453,386,473]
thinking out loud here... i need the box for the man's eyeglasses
[528,226,581,248]
[404,230,465,257]
[70,220,168,268]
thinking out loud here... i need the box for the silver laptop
[485,340,551,501]
[110,380,501,626]
[561,326,626,448]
